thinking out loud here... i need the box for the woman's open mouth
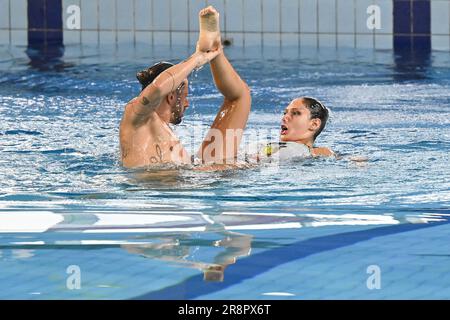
[280,124,288,135]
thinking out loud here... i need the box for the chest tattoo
[149,144,163,163]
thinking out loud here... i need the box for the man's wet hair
[302,97,329,140]
[136,61,174,91]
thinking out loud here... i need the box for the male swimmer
[119,6,251,168]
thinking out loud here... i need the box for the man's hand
[195,44,222,67]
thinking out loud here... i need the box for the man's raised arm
[130,49,221,123]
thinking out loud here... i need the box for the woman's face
[280,98,319,143]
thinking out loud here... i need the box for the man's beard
[171,115,182,125]
[170,104,184,125]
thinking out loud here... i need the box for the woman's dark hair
[136,61,174,91]
[302,97,329,140]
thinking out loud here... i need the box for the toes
[200,5,217,16]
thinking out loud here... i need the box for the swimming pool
[0,44,449,299]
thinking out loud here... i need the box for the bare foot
[197,6,221,52]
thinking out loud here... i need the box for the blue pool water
[0,44,449,299]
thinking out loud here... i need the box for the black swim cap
[302,97,329,140]
[136,61,174,91]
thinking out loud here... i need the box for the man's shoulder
[124,97,138,111]
[121,98,136,118]
[122,98,159,128]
